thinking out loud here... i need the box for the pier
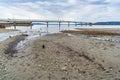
[0,19,92,29]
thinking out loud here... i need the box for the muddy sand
[0,29,120,80]
[62,28,120,36]
[0,29,17,33]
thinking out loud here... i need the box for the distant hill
[32,22,45,25]
[93,22,120,25]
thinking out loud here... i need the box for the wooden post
[59,22,61,31]
[46,22,48,32]
[86,23,88,26]
[89,23,92,26]
[30,25,32,29]
[75,22,77,26]
[68,22,70,27]
[81,22,82,26]
[14,23,16,29]
[30,22,33,29]
[68,22,70,30]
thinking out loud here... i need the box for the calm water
[5,24,87,40]
[0,24,119,42]
[0,24,119,50]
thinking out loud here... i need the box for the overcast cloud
[0,0,120,22]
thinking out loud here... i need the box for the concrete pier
[46,22,49,32]
[68,22,70,27]
[0,19,92,28]
[75,22,77,26]
[59,22,61,31]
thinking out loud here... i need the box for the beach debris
[9,36,12,38]
[61,77,68,80]
[109,67,113,71]
[42,44,45,49]
[118,70,120,72]
[61,66,67,71]
[97,64,106,71]
[114,78,120,80]
[39,33,41,36]
[78,69,86,75]
[21,33,28,36]
[38,64,42,67]
[106,70,110,73]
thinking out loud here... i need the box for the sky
[0,0,120,22]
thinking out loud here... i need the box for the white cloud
[0,0,120,22]
[68,0,77,4]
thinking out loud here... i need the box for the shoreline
[0,28,18,33]
[0,28,120,80]
[4,35,26,57]
[62,28,120,36]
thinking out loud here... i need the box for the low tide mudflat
[0,28,17,33]
[62,28,120,36]
[0,28,120,80]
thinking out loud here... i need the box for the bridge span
[0,19,92,29]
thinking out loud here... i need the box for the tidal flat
[0,29,17,33]
[0,28,120,80]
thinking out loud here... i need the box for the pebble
[114,78,120,80]
[118,70,120,72]
[109,67,113,71]
[78,69,86,74]
[3,68,7,71]
[38,64,42,67]
[61,66,67,71]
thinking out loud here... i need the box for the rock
[118,70,120,72]
[21,34,28,36]
[109,67,113,71]
[42,44,45,49]
[78,69,86,74]
[114,78,120,80]
[38,64,42,67]
[61,66,67,71]
[61,77,68,80]
[106,71,110,73]
[9,36,12,38]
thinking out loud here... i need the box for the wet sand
[0,28,120,80]
[62,28,120,36]
[0,28,17,33]
[0,34,26,80]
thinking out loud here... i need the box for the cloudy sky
[0,0,120,22]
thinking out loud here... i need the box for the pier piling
[75,22,77,26]
[30,25,32,29]
[59,22,61,31]
[14,23,16,29]
[46,22,49,32]
[0,19,92,29]
[68,22,70,27]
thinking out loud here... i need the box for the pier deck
[0,19,92,29]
